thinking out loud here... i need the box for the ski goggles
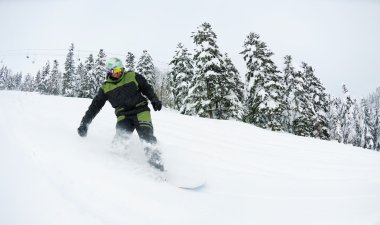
[107,67,124,78]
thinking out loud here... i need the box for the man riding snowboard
[77,57,164,171]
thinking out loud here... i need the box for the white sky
[0,0,379,98]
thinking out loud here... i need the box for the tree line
[0,22,378,151]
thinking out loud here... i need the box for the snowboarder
[77,57,164,171]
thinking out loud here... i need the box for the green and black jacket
[80,71,159,126]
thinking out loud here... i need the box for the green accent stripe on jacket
[101,71,138,94]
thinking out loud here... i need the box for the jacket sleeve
[135,72,160,102]
[80,88,107,126]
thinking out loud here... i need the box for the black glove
[77,123,88,137]
[151,99,162,111]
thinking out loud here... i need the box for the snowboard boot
[145,147,165,172]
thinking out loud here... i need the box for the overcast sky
[0,0,379,98]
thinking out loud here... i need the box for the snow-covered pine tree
[5,69,14,90]
[2,68,12,90]
[5,72,14,90]
[0,66,5,90]
[21,73,34,92]
[352,102,364,147]
[362,86,380,150]
[0,67,17,91]
[301,62,330,139]
[154,67,172,107]
[49,60,62,95]
[82,54,97,98]
[62,43,76,97]
[4,71,18,90]
[240,32,285,131]
[71,58,82,97]
[220,53,243,120]
[339,84,355,144]
[125,52,135,71]
[75,62,86,97]
[362,99,374,149]
[365,87,380,107]
[2,67,13,90]
[371,102,380,150]
[297,63,314,137]
[188,22,221,118]
[168,43,194,114]
[224,53,244,105]
[33,70,41,92]
[40,61,51,94]
[13,72,22,90]
[94,49,107,89]
[189,22,239,119]
[329,97,343,142]
[0,66,6,90]
[136,50,156,86]
[282,55,308,134]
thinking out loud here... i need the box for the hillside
[0,91,379,225]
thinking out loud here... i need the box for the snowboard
[153,142,206,190]
[156,164,205,190]
[166,171,206,190]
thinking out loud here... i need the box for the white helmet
[106,57,124,70]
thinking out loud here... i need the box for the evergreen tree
[362,99,374,149]
[3,71,21,91]
[365,87,380,106]
[125,52,135,71]
[14,72,22,90]
[21,73,34,92]
[154,67,172,107]
[0,66,6,90]
[3,67,12,90]
[3,70,12,90]
[40,61,51,94]
[4,71,15,90]
[371,102,380,150]
[240,32,285,131]
[168,43,194,114]
[62,43,76,97]
[282,55,309,134]
[6,74,16,90]
[0,67,15,90]
[136,50,156,86]
[220,53,243,120]
[188,22,222,118]
[188,22,239,119]
[83,54,97,98]
[224,53,244,104]
[34,70,42,92]
[301,62,330,139]
[352,102,364,147]
[75,62,86,97]
[0,67,4,90]
[361,86,380,150]
[94,49,107,89]
[71,58,82,97]
[329,97,343,143]
[49,60,62,95]
[339,84,355,144]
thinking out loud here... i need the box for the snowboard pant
[115,111,164,171]
[116,111,156,144]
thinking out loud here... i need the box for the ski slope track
[1,91,380,225]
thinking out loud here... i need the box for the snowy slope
[1,91,380,225]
